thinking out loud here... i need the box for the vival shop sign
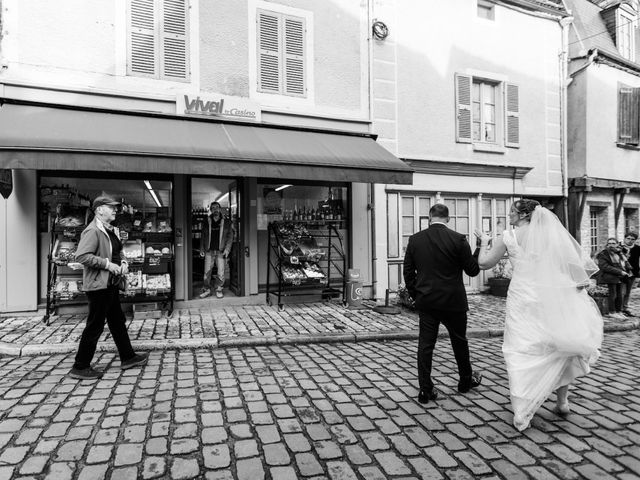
[177,93,261,122]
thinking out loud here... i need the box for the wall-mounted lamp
[372,20,389,40]
[144,180,162,208]
[275,184,292,192]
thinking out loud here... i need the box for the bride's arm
[476,234,508,270]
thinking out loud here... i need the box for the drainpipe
[367,0,378,300]
[559,15,574,226]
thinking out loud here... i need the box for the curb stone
[1,322,637,357]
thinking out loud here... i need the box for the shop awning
[0,102,413,184]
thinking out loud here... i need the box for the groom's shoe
[458,371,483,393]
[417,389,438,404]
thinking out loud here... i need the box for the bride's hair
[513,199,541,220]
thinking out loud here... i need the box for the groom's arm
[403,239,417,299]
[459,236,480,277]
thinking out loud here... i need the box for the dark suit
[403,223,480,393]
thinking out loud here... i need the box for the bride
[475,199,603,431]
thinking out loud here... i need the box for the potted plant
[487,258,512,297]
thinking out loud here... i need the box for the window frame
[249,0,314,107]
[455,72,518,150]
[126,0,191,82]
[617,83,640,146]
[618,8,637,61]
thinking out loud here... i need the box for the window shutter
[505,83,520,148]
[160,0,189,81]
[283,16,305,96]
[618,85,640,144]
[257,11,281,93]
[129,0,158,77]
[455,74,472,143]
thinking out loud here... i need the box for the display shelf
[45,209,175,325]
[266,221,346,311]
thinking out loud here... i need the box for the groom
[403,203,482,403]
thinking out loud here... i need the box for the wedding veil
[518,206,598,288]
[515,206,602,357]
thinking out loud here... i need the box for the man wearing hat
[69,195,149,380]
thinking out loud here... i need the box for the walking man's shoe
[458,371,483,393]
[199,288,211,299]
[69,367,104,380]
[215,288,224,299]
[121,353,149,370]
[417,389,438,404]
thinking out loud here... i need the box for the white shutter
[161,0,189,81]
[455,74,472,143]
[505,83,520,148]
[128,0,157,77]
[257,11,281,93]
[283,16,305,97]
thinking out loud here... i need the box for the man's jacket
[200,214,233,255]
[403,223,480,312]
[75,219,125,291]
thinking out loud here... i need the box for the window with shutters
[617,8,636,61]
[256,9,306,97]
[455,73,519,149]
[127,0,190,82]
[618,83,640,145]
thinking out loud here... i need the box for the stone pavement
[0,292,639,357]
[0,331,638,479]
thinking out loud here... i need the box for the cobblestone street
[0,329,638,479]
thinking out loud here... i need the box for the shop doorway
[190,178,243,299]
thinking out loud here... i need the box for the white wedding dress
[502,217,603,431]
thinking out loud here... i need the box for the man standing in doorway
[200,201,233,299]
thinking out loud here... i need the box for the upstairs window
[455,73,519,148]
[617,9,636,61]
[257,9,306,97]
[618,83,640,145]
[127,0,190,82]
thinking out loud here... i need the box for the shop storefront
[0,99,413,313]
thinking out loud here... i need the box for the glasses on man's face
[626,236,635,240]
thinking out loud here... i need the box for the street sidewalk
[0,291,638,357]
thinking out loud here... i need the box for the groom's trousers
[418,308,472,392]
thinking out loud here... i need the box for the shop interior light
[275,184,292,192]
[216,192,229,204]
[144,180,162,208]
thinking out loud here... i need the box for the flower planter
[488,277,510,297]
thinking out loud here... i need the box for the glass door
[228,181,243,296]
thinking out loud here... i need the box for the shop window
[624,207,639,233]
[455,73,519,149]
[387,193,399,258]
[481,198,508,236]
[387,193,431,258]
[589,206,608,256]
[256,7,307,97]
[444,198,470,238]
[39,177,174,304]
[256,183,348,290]
[127,0,190,81]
